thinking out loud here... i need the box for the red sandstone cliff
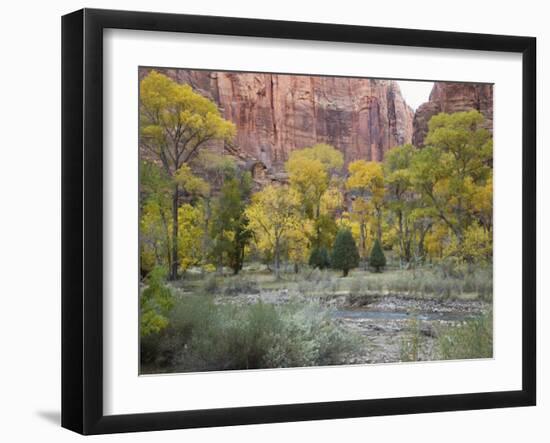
[412,82,493,147]
[142,68,414,170]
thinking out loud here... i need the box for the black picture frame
[61,8,536,435]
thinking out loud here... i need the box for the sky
[396,80,434,111]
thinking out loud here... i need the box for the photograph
[138,67,494,374]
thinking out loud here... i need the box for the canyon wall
[412,82,493,147]
[143,68,414,170]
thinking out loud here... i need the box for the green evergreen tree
[331,229,360,277]
[369,239,387,273]
[309,246,331,269]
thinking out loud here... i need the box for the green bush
[382,272,412,295]
[140,267,174,338]
[437,312,493,360]
[365,276,384,293]
[328,277,340,294]
[297,279,316,295]
[462,268,493,301]
[141,296,361,373]
[399,317,424,362]
[435,259,474,279]
[348,277,363,296]
[201,274,220,294]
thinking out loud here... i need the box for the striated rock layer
[141,68,414,170]
[412,82,493,147]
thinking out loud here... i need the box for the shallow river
[333,309,476,322]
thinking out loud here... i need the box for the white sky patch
[396,80,434,110]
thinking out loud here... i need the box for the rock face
[142,68,414,170]
[412,82,493,147]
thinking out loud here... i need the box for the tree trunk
[315,203,321,247]
[360,220,368,270]
[343,268,349,277]
[274,237,281,279]
[159,206,172,272]
[416,224,431,261]
[216,256,223,275]
[202,198,211,261]
[405,239,412,263]
[376,208,382,242]
[169,184,179,280]
[360,221,366,256]
[398,210,405,262]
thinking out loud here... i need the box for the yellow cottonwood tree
[383,144,434,264]
[140,70,235,279]
[286,219,315,271]
[174,164,210,197]
[177,203,206,272]
[285,144,344,248]
[286,155,327,219]
[245,185,302,278]
[410,110,492,261]
[346,160,385,253]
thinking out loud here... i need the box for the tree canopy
[139,72,493,284]
[140,70,235,174]
[139,70,236,279]
[245,184,302,278]
[410,110,492,261]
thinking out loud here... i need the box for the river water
[333,309,477,322]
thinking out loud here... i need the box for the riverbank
[141,266,493,373]
[335,296,490,364]
[206,289,491,365]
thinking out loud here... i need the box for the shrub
[222,275,260,296]
[140,296,361,372]
[331,229,360,277]
[399,317,424,362]
[309,246,331,269]
[463,267,493,301]
[436,259,466,279]
[201,274,220,294]
[140,267,174,338]
[328,278,340,294]
[348,277,363,296]
[297,279,316,295]
[145,295,221,370]
[297,270,339,296]
[365,276,384,293]
[382,272,412,295]
[368,266,492,300]
[437,312,493,360]
[261,303,359,368]
[369,239,386,272]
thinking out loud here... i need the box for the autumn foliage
[139,71,493,286]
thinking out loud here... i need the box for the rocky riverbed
[212,290,491,365]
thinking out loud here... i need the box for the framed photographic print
[61,8,536,435]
